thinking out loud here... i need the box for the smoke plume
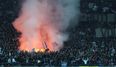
[13,0,79,52]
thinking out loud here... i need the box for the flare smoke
[13,0,79,51]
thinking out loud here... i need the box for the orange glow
[40,49,46,52]
[34,48,45,53]
[12,0,65,52]
[34,48,40,53]
[13,16,57,52]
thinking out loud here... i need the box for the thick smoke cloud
[13,0,79,52]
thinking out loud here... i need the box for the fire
[34,48,39,53]
[40,49,46,52]
[12,0,70,52]
[34,48,46,53]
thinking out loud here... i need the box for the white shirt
[12,58,16,63]
[82,58,89,64]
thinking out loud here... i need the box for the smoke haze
[13,0,79,52]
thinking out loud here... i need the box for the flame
[34,48,45,53]
[12,0,69,52]
[13,12,61,52]
[34,49,40,53]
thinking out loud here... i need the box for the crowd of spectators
[80,0,116,14]
[0,23,116,66]
[0,0,116,66]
